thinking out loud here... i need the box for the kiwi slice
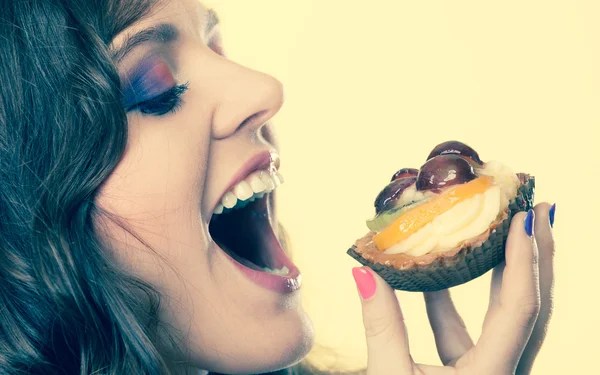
[366,199,429,232]
[366,207,402,232]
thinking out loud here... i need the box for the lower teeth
[263,266,290,276]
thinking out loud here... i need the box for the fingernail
[524,209,535,237]
[549,203,556,228]
[352,267,376,300]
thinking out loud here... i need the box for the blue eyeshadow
[121,55,174,109]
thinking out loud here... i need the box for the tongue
[221,243,265,271]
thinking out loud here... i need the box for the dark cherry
[391,168,419,182]
[426,140,483,165]
[374,177,417,214]
[416,154,477,191]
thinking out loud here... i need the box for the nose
[200,56,285,139]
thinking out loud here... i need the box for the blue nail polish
[524,209,534,237]
[549,203,556,228]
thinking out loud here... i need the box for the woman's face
[95,0,313,373]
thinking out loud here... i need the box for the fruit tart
[347,141,535,292]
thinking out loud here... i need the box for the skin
[94,0,555,373]
[96,0,313,374]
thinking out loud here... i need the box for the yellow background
[205,1,599,373]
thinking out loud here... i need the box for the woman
[0,0,555,374]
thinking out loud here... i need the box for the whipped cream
[383,161,520,256]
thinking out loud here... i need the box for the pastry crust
[352,210,507,270]
[346,176,534,292]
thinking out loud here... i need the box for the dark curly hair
[0,0,178,373]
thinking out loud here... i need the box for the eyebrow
[111,9,221,63]
[112,23,178,63]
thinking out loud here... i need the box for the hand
[352,203,555,375]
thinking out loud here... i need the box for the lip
[210,150,280,215]
[209,149,298,294]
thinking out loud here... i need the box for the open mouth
[209,164,301,292]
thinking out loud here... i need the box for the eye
[121,56,189,116]
[129,82,189,116]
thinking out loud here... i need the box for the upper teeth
[213,170,284,215]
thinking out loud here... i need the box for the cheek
[94,105,213,271]
[93,109,216,328]
[98,112,211,220]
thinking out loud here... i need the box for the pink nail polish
[352,267,376,300]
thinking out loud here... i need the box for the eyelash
[127,82,190,116]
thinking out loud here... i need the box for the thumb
[352,267,413,374]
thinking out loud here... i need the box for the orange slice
[373,176,494,251]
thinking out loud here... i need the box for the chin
[248,311,315,374]
[199,308,315,375]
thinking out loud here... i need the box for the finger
[475,210,541,374]
[488,259,505,310]
[517,203,556,374]
[352,267,413,374]
[424,290,474,365]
